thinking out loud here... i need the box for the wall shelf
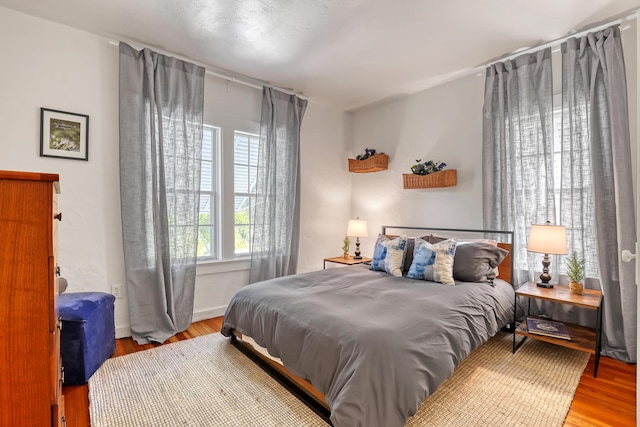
[348,153,389,173]
[402,169,457,189]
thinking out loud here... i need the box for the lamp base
[537,253,553,288]
[354,237,362,259]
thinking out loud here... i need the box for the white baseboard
[192,305,228,322]
[114,305,228,339]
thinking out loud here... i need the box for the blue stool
[59,292,116,385]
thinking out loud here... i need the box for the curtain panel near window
[249,87,308,284]
[119,42,205,344]
[561,26,636,362]
[482,48,556,284]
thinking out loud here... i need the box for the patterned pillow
[406,238,457,285]
[370,234,408,277]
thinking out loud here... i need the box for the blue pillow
[407,238,457,285]
[370,234,408,277]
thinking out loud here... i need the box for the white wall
[299,103,353,272]
[0,7,351,338]
[350,74,486,256]
[0,9,123,316]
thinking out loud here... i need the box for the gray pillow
[453,242,508,282]
[402,238,415,273]
[426,234,446,244]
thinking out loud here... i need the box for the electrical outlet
[111,284,122,299]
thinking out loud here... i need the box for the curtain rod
[107,38,307,99]
[479,10,638,71]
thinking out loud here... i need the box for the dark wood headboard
[381,226,515,288]
[496,242,512,284]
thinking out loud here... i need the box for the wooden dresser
[0,171,64,426]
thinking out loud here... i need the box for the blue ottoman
[59,292,116,385]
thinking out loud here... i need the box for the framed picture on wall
[40,108,89,161]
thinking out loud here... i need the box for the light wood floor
[63,316,636,427]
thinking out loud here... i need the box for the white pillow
[406,238,457,285]
[370,234,408,277]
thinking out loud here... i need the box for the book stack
[526,317,570,340]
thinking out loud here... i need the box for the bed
[221,226,515,427]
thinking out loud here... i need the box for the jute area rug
[89,331,589,427]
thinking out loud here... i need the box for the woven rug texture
[405,332,589,426]
[89,331,588,427]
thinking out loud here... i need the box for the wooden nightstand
[513,281,603,377]
[323,256,372,269]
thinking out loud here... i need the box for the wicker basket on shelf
[402,169,457,189]
[348,153,389,173]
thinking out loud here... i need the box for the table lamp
[527,221,567,288]
[347,218,368,259]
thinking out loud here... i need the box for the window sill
[196,258,251,275]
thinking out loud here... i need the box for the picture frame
[40,108,89,161]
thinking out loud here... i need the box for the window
[487,56,601,282]
[553,99,598,279]
[529,92,597,279]
[234,131,259,255]
[198,125,220,259]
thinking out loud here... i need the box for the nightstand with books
[513,281,603,377]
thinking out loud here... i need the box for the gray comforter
[221,265,515,427]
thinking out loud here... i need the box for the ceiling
[2,0,640,111]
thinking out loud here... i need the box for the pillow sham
[453,242,508,282]
[381,234,415,273]
[370,234,408,277]
[406,238,457,285]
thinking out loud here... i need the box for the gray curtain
[119,42,205,344]
[249,87,307,283]
[482,49,556,284]
[561,26,636,362]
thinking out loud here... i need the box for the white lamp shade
[347,219,368,238]
[527,224,567,255]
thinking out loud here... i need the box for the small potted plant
[566,252,586,295]
[342,236,351,259]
